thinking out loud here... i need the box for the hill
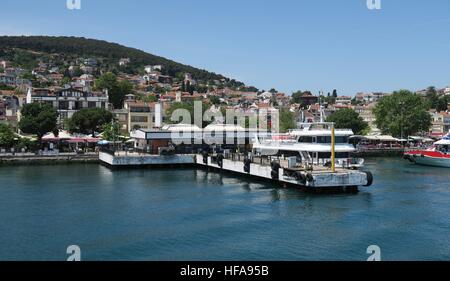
[0,35,244,86]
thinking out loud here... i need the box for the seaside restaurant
[130,124,264,154]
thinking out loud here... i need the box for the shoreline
[0,151,405,166]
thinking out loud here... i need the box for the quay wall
[0,154,99,165]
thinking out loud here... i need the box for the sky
[1,0,450,96]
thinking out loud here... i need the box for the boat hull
[404,151,450,168]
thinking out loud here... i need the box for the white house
[26,87,110,122]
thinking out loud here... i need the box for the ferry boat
[404,134,450,168]
[252,122,364,169]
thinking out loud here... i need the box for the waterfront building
[26,87,110,122]
[114,95,163,133]
[130,123,261,154]
[124,101,156,131]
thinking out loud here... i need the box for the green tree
[374,90,432,138]
[115,79,134,107]
[291,91,302,104]
[102,122,120,141]
[60,76,71,87]
[209,96,221,105]
[95,72,134,108]
[326,108,369,135]
[424,86,439,109]
[0,123,16,147]
[19,103,58,139]
[66,108,113,135]
[166,102,195,124]
[332,89,338,98]
[166,101,212,127]
[437,95,449,112]
[279,109,296,133]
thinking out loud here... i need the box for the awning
[362,135,400,142]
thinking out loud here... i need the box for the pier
[99,151,373,192]
[196,153,372,192]
[99,150,195,167]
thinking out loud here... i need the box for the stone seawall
[0,155,99,165]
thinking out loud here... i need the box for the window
[131,116,148,123]
[59,101,69,110]
[130,106,150,113]
[317,136,331,143]
[298,136,314,143]
[335,136,349,144]
[88,102,96,108]
[74,101,82,110]
[59,111,69,119]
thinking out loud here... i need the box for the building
[130,124,261,154]
[335,96,352,105]
[0,60,11,69]
[356,92,388,103]
[354,103,378,133]
[113,94,156,133]
[444,113,450,133]
[119,58,130,66]
[444,87,450,96]
[26,87,110,122]
[429,110,447,136]
[83,58,98,67]
[298,92,319,106]
[0,100,5,121]
[0,74,16,87]
[144,65,163,73]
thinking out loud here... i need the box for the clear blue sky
[1,0,450,95]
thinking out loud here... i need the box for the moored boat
[404,134,450,168]
[252,122,364,169]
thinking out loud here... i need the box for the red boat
[404,134,450,168]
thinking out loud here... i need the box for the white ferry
[252,122,364,169]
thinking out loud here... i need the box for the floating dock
[99,151,373,192]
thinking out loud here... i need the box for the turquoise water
[0,158,449,261]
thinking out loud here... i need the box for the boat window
[335,136,349,143]
[317,136,331,143]
[316,136,348,143]
[298,136,314,143]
